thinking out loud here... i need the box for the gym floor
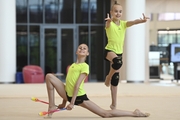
[0,81,180,120]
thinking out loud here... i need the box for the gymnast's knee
[111,57,122,70]
[45,73,54,80]
[111,72,119,86]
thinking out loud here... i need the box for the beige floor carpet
[0,82,180,120]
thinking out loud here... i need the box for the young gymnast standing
[104,1,149,110]
[45,43,150,118]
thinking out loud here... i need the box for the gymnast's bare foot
[44,106,57,119]
[133,109,150,117]
[110,104,116,110]
[105,75,111,87]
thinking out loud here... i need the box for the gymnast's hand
[139,13,150,23]
[105,13,112,22]
[66,103,74,110]
[58,103,66,109]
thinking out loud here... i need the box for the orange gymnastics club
[39,108,66,116]
[31,97,49,104]
[31,97,58,107]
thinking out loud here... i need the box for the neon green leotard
[105,20,127,54]
[65,62,89,97]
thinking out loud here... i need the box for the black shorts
[104,49,123,62]
[66,93,89,105]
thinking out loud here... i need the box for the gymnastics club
[31,97,58,107]
[31,97,49,104]
[39,108,66,116]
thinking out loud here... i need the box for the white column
[125,0,146,82]
[0,0,16,83]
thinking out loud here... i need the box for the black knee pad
[112,56,122,70]
[111,72,119,86]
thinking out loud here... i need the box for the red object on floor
[66,65,88,82]
[23,65,44,83]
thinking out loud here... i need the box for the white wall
[146,0,180,13]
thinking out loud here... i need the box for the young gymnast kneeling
[45,43,150,118]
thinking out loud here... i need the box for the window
[29,0,43,23]
[158,13,180,21]
[60,0,73,23]
[16,26,28,71]
[45,0,59,23]
[30,26,40,65]
[76,0,89,23]
[16,0,27,23]
[177,30,180,43]
[158,30,180,46]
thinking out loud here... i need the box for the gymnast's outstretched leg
[79,100,150,118]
